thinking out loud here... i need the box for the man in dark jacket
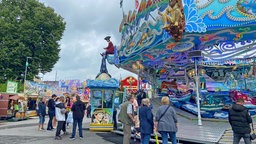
[137,89,146,106]
[70,95,86,140]
[229,98,252,144]
[47,94,57,130]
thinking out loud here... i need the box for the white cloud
[39,0,137,81]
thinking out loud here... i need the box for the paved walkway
[0,117,133,144]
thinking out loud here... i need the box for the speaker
[188,50,203,58]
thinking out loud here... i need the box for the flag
[120,0,123,8]
[135,0,139,9]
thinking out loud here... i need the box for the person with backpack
[55,96,66,140]
[47,94,57,130]
[70,95,86,140]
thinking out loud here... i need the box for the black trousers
[113,110,117,130]
[56,121,65,136]
[47,111,54,130]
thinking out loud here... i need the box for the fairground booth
[120,76,138,93]
[0,81,26,120]
[87,55,120,131]
[110,0,256,120]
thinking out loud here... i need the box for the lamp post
[195,58,202,126]
[188,50,203,126]
[132,61,144,90]
[24,57,32,96]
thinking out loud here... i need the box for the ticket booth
[86,78,119,131]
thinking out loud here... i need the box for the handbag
[155,105,171,144]
[158,104,171,122]
[67,112,73,123]
[251,123,256,140]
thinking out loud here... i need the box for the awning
[9,95,20,100]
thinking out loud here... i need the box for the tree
[0,0,66,83]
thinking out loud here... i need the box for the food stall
[0,93,20,119]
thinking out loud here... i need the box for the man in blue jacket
[47,94,57,130]
[229,98,252,144]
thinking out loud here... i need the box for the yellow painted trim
[89,128,113,131]
[90,123,113,126]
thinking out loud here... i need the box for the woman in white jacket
[55,96,66,140]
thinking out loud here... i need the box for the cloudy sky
[38,0,137,81]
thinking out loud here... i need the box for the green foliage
[0,0,66,83]
[17,82,24,93]
[0,83,7,92]
[0,81,24,93]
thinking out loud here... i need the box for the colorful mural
[91,108,113,124]
[44,81,64,96]
[60,79,86,94]
[25,81,46,96]
[25,80,88,97]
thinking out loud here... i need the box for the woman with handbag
[155,96,178,144]
[139,98,154,144]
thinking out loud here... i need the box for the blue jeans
[39,115,45,124]
[141,133,150,144]
[47,110,54,130]
[71,118,83,138]
[159,131,177,144]
[233,133,251,144]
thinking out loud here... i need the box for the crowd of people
[118,93,255,144]
[36,93,89,140]
[35,88,254,144]
[118,92,178,144]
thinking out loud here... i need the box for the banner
[6,81,18,94]
[25,81,46,96]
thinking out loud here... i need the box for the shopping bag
[67,112,73,123]
[251,133,256,140]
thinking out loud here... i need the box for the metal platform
[153,98,230,143]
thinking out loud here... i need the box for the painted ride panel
[115,0,256,119]
[117,0,256,69]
